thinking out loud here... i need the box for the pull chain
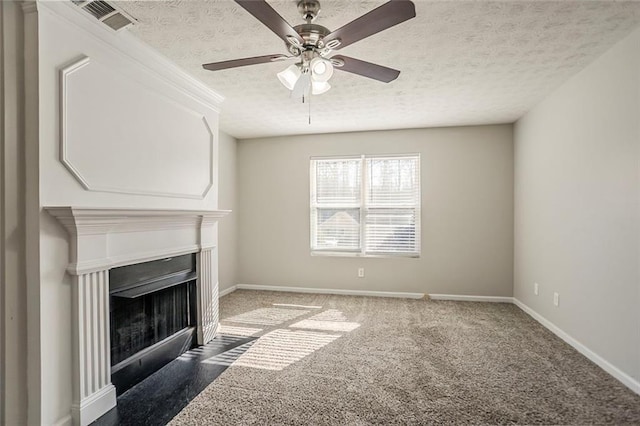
[308,88,312,125]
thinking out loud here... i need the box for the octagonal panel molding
[60,56,215,199]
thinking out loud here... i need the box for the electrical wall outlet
[553,292,559,307]
[358,267,365,278]
[534,282,539,296]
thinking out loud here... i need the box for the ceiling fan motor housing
[293,24,330,48]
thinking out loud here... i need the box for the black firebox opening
[110,282,197,365]
[109,254,198,395]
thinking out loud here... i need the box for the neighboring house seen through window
[310,154,421,257]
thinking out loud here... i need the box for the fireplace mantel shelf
[46,206,231,235]
[45,206,231,216]
[46,206,230,274]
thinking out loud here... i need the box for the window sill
[311,251,420,259]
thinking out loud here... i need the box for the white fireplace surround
[46,207,230,426]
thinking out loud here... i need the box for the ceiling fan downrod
[287,0,341,58]
[297,0,321,22]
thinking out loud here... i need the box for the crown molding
[36,0,224,112]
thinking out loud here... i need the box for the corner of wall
[24,1,42,424]
[217,131,239,292]
[513,25,640,387]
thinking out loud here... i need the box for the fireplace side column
[197,247,219,344]
[71,269,116,426]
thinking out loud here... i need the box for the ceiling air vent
[83,0,115,19]
[71,0,136,32]
[102,13,134,31]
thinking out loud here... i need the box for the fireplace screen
[110,282,196,365]
[109,254,198,366]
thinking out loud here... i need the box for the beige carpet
[169,290,640,425]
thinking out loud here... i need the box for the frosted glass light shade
[312,81,331,95]
[310,57,333,82]
[292,72,311,99]
[277,64,301,90]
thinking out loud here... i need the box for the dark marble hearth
[92,334,256,426]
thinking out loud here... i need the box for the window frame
[310,153,421,258]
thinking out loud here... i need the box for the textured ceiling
[115,1,640,139]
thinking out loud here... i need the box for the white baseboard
[71,384,116,426]
[236,284,424,299]
[53,414,72,426]
[219,285,238,297]
[513,298,640,396]
[429,294,514,303]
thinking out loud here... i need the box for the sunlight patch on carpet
[307,309,350,321]
[218,324,263,337]
[176,335,248,361]
[272,303,323,309]
[289,319,361,332]
[289,309,361,332]
[222,308,311,326]
[201,341,256,367]
[228,329,340,371]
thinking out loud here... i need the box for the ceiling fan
[202,0,416,96]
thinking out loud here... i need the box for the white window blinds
[310,154,420,257]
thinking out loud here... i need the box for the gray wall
[237,125,514,296]
[218,131,238,292]
[514,27,640,382]
[1,1,28,423]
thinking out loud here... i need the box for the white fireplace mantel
[46,207,230,274]
[46,207,230,426]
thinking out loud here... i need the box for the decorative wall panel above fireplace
[60,56,215,199]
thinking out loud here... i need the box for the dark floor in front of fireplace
[92,334,256,426]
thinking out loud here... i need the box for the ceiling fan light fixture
[277,64,302,90]
[292,72,312,99]
[312,80,331,95]
[310,57,333,82]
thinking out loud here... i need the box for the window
[310,154,420,257]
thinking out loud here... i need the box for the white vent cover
[71,0,136,31]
